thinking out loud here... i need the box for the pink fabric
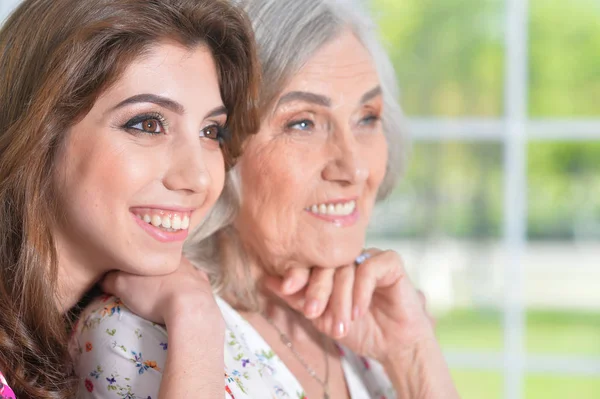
[0,371,16,399]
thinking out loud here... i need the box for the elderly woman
[73,0,458,398]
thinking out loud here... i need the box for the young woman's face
[54,43,227,276]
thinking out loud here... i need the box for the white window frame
[407,1,600,398]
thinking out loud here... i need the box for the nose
[162,136,211,196]
[321,128,369,185]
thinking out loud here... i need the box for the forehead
[284,29,379,102]
[97,42,221,106]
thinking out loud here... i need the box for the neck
[257,290,319,342]
[54,233,106,313]
[247,250,318,342]
[56,261,102,313]
[217,231,318,342]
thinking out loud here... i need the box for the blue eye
[360,114,380,126]
[286,119,315,131]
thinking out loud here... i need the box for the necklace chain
[261,313,330,399]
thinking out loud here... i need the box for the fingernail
[305,300,320,318]
[352,306,360,321]
[282,278,295,294]
[336,321,346,337]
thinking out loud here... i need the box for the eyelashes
[283,113,381,134]
[285,119,315,132]
[358,113,381,127]
[122,112,167,135]
[121,112,229,143]
[200,123,229,144]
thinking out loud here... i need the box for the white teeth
[151,215,162,227]
[344,202,353,214]
[308,200,356,216]
[139,212,190,231]
[172,214,182,230]
[181,215,190,230]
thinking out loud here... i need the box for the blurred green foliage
[437,309,600,398]
[451,370,600,399]
[368,0,600,240]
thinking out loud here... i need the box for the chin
[125,250,182,276]
[312,239,365,268]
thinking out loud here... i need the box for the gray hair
[185,0,408,305]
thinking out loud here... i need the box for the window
[367,0,600,398]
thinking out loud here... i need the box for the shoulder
[70,295,168,398]
[0,371,16,399]
[71,294,167,348]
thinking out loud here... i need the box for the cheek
[240,146,314,214]
[190,151,226,229]
[203,149,226,199]
[61,134,153,213]
[366,135,389,188]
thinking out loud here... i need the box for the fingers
[327,265,354,338]
[262,265,311,309]
[417,289,437,329]
[353,249,404,318]
[281,268,311,295]
[303,268,335,319]
[262,274,307,312]
[100,271,123,296]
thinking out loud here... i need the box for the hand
[265,249,435,364]
[102,257,222,327]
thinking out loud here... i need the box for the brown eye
[123,114,166,135]
[201,124,223,141]
[142,119,161,133]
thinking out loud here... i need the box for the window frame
[405,1,600,398]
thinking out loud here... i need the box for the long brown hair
[0,0,259,397]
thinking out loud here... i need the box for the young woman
[0,0,259,397]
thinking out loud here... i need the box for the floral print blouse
[70,294,396,399]
[0,371,16,399]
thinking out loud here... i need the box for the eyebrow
[274,85,383,111]
[205,105,228,119]
[360,86,382,104]
[112,94,227,119]
[113,94,185,114]
[275,91,331,109]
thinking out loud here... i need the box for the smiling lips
[305,199,359,226]
[131,207,193,242]
[306,199,356,216]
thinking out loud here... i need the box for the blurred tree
[529,0,600,117]
[368,0,600,241]
[370,0,504,117]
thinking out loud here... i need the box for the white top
[70,295,396,399]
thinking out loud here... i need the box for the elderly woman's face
[236,29,388,272]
